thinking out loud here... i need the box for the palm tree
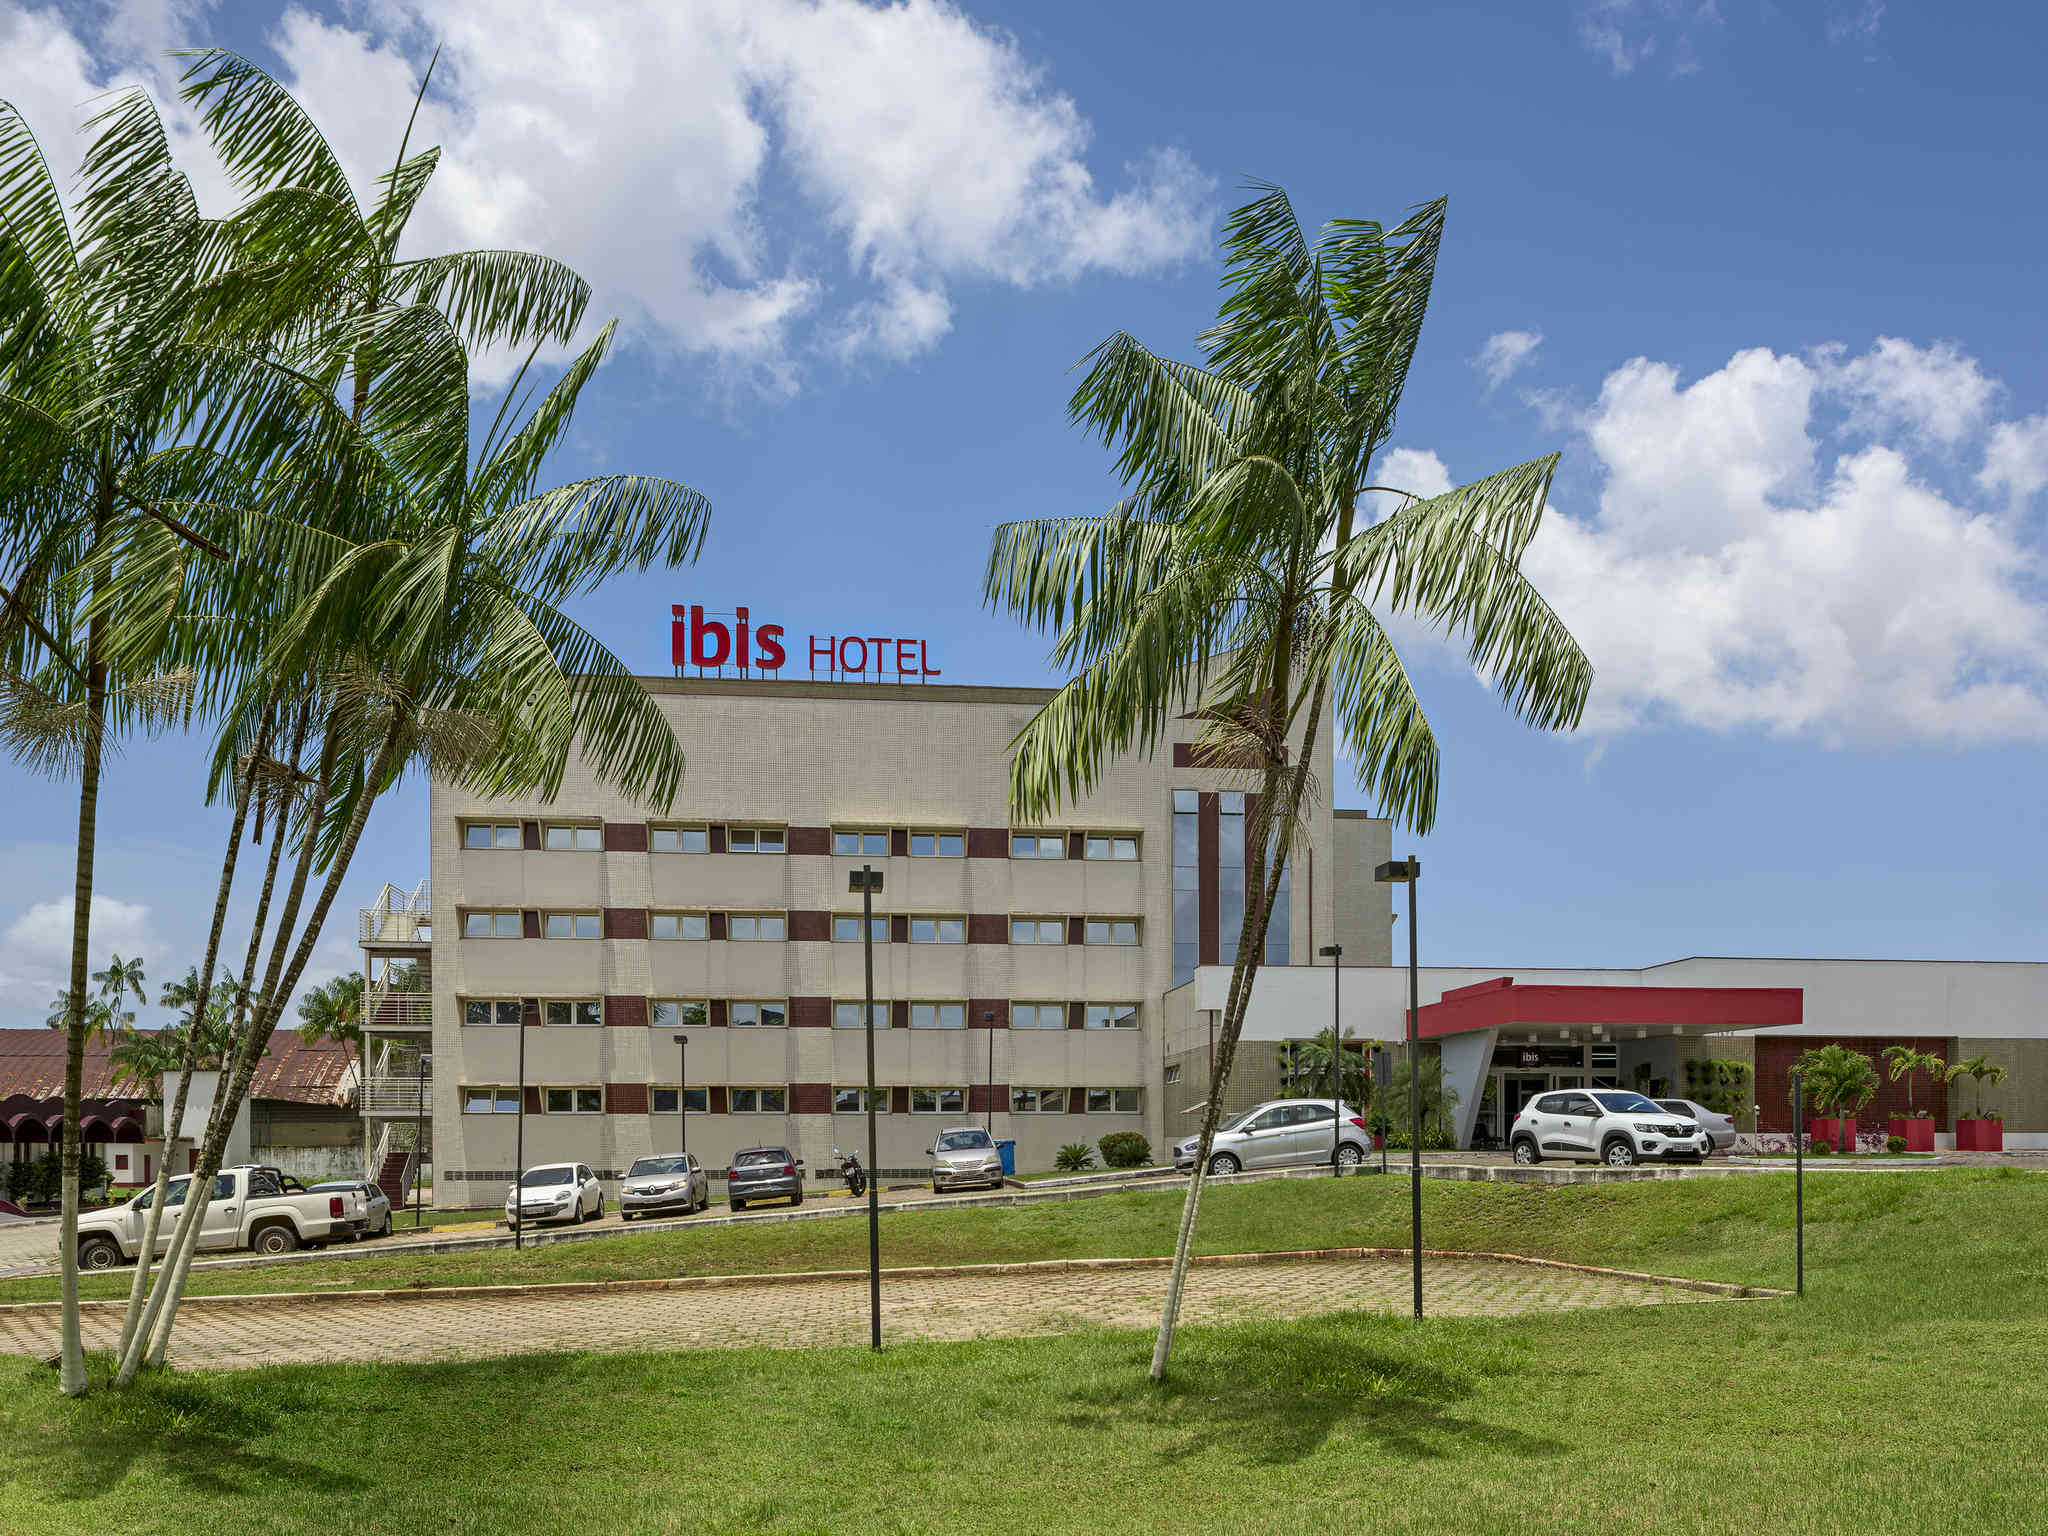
[108,1028,183,1105]
[94,953,148,1023]
[1945,1054,2008,1120]
[1382,1051,1459,1147]
[1279,1028,1374,1110]
[1880,1044,1944,1118]
[984,184,1591,1378]
[297,971,364,1097]
[1792,1044,1879,1143]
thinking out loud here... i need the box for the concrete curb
[0,1245,1784,1317]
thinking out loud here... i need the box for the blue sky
[4,0,2046,1028]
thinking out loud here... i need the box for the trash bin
[995,1138,1017,1176]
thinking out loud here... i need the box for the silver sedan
[619,1154,709,1219]
[1655,1098,1738,1154]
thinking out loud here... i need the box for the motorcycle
[833,1147,867,1198]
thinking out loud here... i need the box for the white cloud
[1978,414,2048,505]
[1475,329,1543,391]
[15,1,1210,389]
[1367,448,1455,525]
[1829,2,1885,51]
[1,895,162,1014]
[1812,336,1998,447]
[1578,0,1722,76]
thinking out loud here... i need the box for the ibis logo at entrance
[671,605,941,681]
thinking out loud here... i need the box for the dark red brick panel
[606,1083,650,1115]
[789,997,830,1029]
[890,1001,910,1030]
[890,915,909,944]
[1066,916,1085,946]
[968,1083,1010,1113]
[788,910,830,942]
[1067,1002,1085,1030]
[967,914,1008,945]
[969,1000,1009,1028]
[965,827,1008,859]
[521,998,540,1028]
[708,912,728,940]
[787,826,831,856]
[521,910,542,939]
[603,907,649,940]
[891,828,909,857]
[789,1082,832,1114]
[709,999,729,1027]
[1067,831,1084,860]
[709,825,727,853]
[603,995,648,1029]
[603,822,649,853]
[522,820,542,850]
[707,1086,728,1114]
[1068,1088,1087,1113]
[523,1085,543,1114]
[890,1086,910,1115]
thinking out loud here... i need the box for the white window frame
[463,910,523,938]
[909,916,964,944]
[1010,1002,1066,1030]
[1009,1086,1068,1114]
[462,822,523,850]
[542,823,602,851]
[650,825,709,854]
[461,998,523,1028]
[726,826,787,854]
[833,1086,889,1114]
[729,1085,789,1114]
[1010,832,1065,859]
[543,999,604,1028]
[1084,1087,1143,1114]
[651,1086,709,1114]
[1084,1003,1140,1031]
[832,915,889,943]
[651,911,710,941]
[909,1086,967,1114]
[651,1000,709,1031]
[834,1001,885,1030]
[907,831,965,857]
[1009,916,1065,945]
[728,913,787,941]
[908,1002,965,1030]
[1083,834,1140,861]
[543,1085,605,1114]
[1084,918,1141,946]
[544,912,601,940]
[462,1085,522,1113]
[730,1000,788,1029]
[832,829,890,856]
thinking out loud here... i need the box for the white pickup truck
[74,1165,369,1269]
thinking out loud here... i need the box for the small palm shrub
[1098,1132,1152,1169]
[1886,1135,1908,1154]
[1055,1143,1095,1172]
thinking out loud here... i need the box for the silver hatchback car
[1173,1099,1371,1175]
[619,1153,709,1219]
[927,1126,1006,1192]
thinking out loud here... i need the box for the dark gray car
[726,1146,803,1211]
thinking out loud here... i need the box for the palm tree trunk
[146,720,397,1370]
[57,563,108,1398]
[114,715,270,1361]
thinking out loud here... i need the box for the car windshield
[937,1130,993,1152]
[735,1149,789,1167]
[1592,1091,1665,1114]
[629,1157,689,1177]
[520,1166,575,1188]
[1220,1107,1267,1134]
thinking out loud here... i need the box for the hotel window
[1262,823,1291,967]
[651,912,709,941]
[909,1002,966,1030]
[1084,918,1140,946]
[1085,1087,1143,1114]
[730,1086,789,1113]
[651,1087,709,1113]
[462,1085,522,1113]
[833,915,888,942]
[1009,917,1064,945]
[542,823,601,851]
[462,999,523,1027]
[1164,1064,1182,1085]
[1172,789,1198,985]
[834,1086,889,1113]
[1010,832,1064,859]
[651,825,709,853]
[544,912,600,939]
[1085,1003,1140,1030]
[463,910,522,938]
[908,831,964,857]
[1084,834,1140,861]
[462,822,522,850]
[1218,791,1245,966]
[728,913,787,941]
[833,829,890,856]
[834,1001,885,1029]
[544,1000,603,1027]
[909,916,964,944]
[726,826,786,854]
[730,1001,788,1028]
[1010,1003,1066,1030]
[544,1086,604,1114]
[1009,1086,1067,1113]
[651,1001,709,1030]
[910,1087,966,1114]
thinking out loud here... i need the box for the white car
[1654,1098,1737,1155]
[1509,1089,1709,1167]
[505,1162,604,1226]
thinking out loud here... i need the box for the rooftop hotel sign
[671,605,940,682]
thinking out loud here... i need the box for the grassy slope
[2,1169,2044,1536]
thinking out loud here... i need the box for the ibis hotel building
[360,666,1396,1204]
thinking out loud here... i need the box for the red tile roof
[0,1029,356,1107]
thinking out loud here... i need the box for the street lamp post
[850,866,885,1350]
[1376,857,1423,1319]
[514,1011,526,1250]
[1792,1066,1805,1297]
[673,1033,690,1159]
[1318,943,1343,1176]
[413,1052,432,1232]
[984,1010,996,1133]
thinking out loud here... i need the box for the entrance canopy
[1419,976,1803,1039]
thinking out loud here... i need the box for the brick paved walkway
[0,1255,1731,1372]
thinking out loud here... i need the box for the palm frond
[390,248,592,349]
[175,49,356,209]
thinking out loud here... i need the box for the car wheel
[379,1213,393,1237]
[791,1190,803,1207]
[730,1198,745,1212]
[77,1235,124,1271]
[931,1183,942,1195]
[252,1222,299,1255]
[1512,1139,1540,1165]
[1603,1138,1639,1168]
[591,1198,604,1221]
[1335,1143,1364,1168]
[1208,1152,1241,1176]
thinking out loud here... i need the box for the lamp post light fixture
[849,865,886,1350]
[1318,943,1343,1176]
[413,1052,432,1232]
[1375,856,1423,1319]
[673,1033,690,1160]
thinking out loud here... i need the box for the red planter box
[1807,1116,1857,1151]
[1887,1117,1936,1152]
[1955,1118,2004,1152]
[1371,1133,1386,1151]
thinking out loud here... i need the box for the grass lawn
[2,1168,2043,1534]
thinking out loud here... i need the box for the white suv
[1509,1089,1709,1167]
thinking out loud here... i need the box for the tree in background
[297,970,364,1095]
[1881,1044,1946,1119]
[1945,1054,2008,1120]
[985,183,1590,1379]
[1382,1051,1460,1148]
[1278,1028,1375,1111]
[1791,1044,1879,1132]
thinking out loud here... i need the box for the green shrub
[1809,1139,1834,1156]
[1097,1132,1152,1169]
[0,1151,97,1207]
[1054,1143,1095,1172]
[1886,1135,1908,1154]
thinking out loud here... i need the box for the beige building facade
[364,676,1394,1202]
